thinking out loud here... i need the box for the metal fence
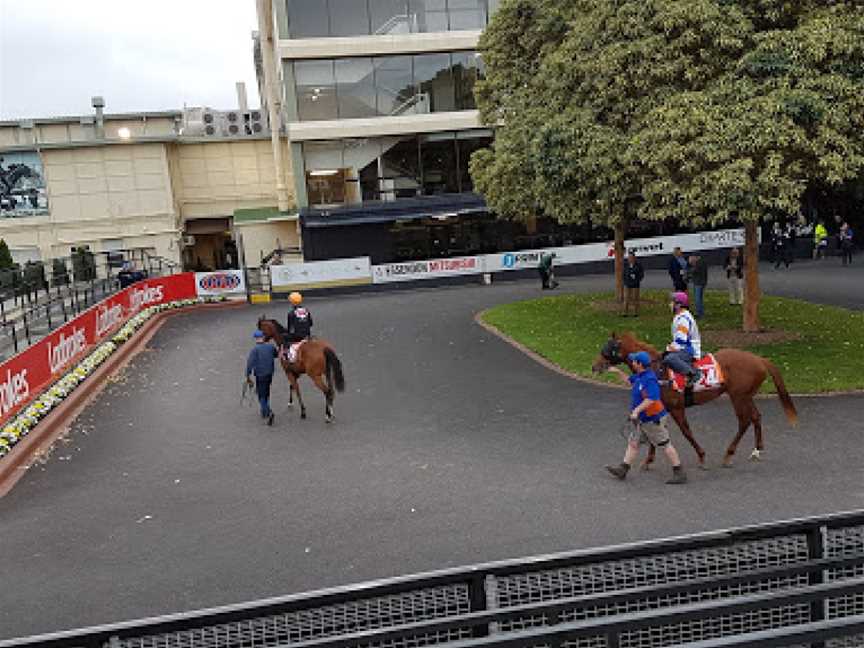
[5,510,864,648]
[0,248,179,362]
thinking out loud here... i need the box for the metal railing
[0,248,179,362]
[4,509,864,648]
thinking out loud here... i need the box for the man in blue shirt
[246,330,278,425]
[605,351,687,484]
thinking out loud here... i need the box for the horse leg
[311,373,334,423]
[669,407,706,468]
[749,404,764,462]
[288,372,306,419]
[723,397,753,467]
[641,444,656,471]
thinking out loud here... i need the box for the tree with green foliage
[0,239,13,270]
[635,1,864,330]
[472,0,750,300]
[472,0,864,331]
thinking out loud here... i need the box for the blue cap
[628,351,652,367]
[253,330,264,339]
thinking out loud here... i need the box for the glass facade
[286,0,497,38]
[293,51,484,121]
[301,130,492,207]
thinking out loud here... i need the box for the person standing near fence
[622,251,644,317]
[814,221,829,260]
[538,252,558,290]
[724,247,744,306]
[667,247,688,292]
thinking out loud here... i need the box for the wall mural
[0,151,49,217]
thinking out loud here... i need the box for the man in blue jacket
[246,330,278,425]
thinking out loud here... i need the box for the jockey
[661,291,702,387]
[286,291,313,345]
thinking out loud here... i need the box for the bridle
[601,338,625,365]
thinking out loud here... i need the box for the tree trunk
[614,221,626,303]
[743,220,761,332]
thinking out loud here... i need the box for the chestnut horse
[257,317,345,422]
[592,332,797,467]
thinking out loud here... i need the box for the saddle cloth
[667,354,724,392]
[282,340,306,364]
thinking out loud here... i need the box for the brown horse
[592,332,797,468]
[257,317,345,422]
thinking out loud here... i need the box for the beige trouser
[727,276,743,305]
[623,287,640,314]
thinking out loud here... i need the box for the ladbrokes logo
[95,303,124,336]
[0,368,29,417]
[48,327,88,374]
[198,273,241,292]
[129,285,164,312]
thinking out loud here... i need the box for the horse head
[592,332,624,373]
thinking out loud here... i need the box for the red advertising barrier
[0,273,197,426]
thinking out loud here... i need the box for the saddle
[666,354,724,393]
[281,340,307,364]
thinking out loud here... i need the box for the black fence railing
[4,509,864,648]
[0,248,179,362]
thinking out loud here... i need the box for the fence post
[23,310,31,345]
[467,574,490,639]
[10,322,18,353]
[807,524,827,648]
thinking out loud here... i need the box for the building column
[256,0,292,213]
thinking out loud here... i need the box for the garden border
[475,308,864,399]
[0,300,243,498]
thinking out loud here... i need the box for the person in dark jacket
[667,247,688,292]
[622,251,644,317]
[246,330,278,425]
[538,252,558,290]
[688,255,708,319]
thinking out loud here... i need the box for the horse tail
[765,359,798,426]
[324,348,345,393]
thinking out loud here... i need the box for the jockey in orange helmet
[286,291,313,344]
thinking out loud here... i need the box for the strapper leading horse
[258,317,345,422]
[592,332,797,468]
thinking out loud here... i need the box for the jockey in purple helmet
[660,291,702,387]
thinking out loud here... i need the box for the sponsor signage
[371,256,482,284]
[195,270,246,297]
[0,273,197,426]
[271,257,371,291]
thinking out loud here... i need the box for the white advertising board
[371,256,483,284]
[271,257,371,292]
[194,270,246,297]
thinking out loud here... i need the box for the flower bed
[0,296,226,459]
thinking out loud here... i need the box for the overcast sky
[0,0,261,120]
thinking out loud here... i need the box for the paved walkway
[0,260,862,639]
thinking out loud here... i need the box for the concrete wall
[236,219,301,265]
[0,142,180,263]
[171,139,295,219]
[0,116,178,148]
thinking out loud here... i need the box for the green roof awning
[233,207,281,223]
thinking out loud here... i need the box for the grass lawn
[480,289,864,394]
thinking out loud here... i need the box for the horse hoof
[698,463,709,471]
[750,449,762,462]
[301,412,307,420]
[722,459,734,468]
[325,415,334,424]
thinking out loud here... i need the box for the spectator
[771,222,787,269]
[783,221,796,267]
[667,247,688,292]
[840,222,854,266]
[688,255,708,319]
[724,247,744,306]
[621,251,644,317]
[538,252,558,290]
[814,221,829,260]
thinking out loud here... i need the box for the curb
[474,309,864,400]
[0,301,241,498]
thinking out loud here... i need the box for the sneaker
[606,463,630,480]
[267,412,275,426]
[666,468,687,484]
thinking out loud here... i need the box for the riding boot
[666,466,687,484]
[686,368,701,388]
[606,463,630,480]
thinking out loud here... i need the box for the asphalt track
[0,261,862,639]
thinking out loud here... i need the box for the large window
[294,51,483,121]
[302,130,492,206]
[286,0,494,38]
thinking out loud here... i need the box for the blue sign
[502,253,516,268]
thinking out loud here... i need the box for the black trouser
[539,268,551,289]
[255,374,273,417]
[842,243,853,265]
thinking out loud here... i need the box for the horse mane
[618,331,661,359]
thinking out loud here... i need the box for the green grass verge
[480,290,864,394]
